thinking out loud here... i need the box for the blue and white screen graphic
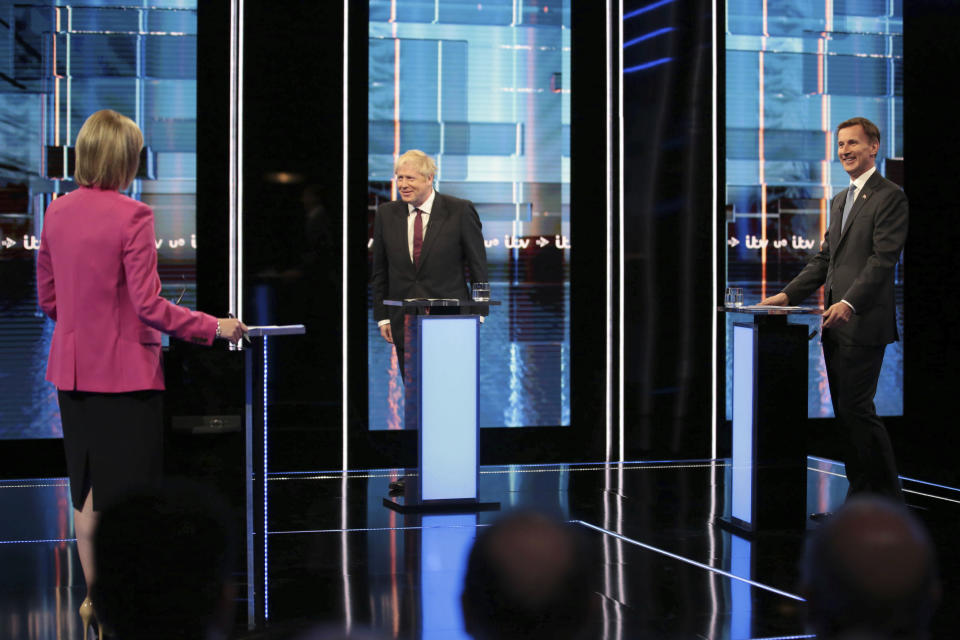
[0,2,199,439]
[367,1,571,430]
[724,0,904,419]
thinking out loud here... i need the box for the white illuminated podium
[719,306,820,533]
[243,324,306,628]
[382,299,500,514]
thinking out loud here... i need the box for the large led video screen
[366,0,571,430]
[724,0,904,419]
[0,2,199,439]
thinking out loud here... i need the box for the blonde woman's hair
[74,110,143,191]
[394,149,437,180]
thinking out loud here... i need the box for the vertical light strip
[616,462,625,633]
[758,1,768,300]
[262,336,269,620]
[392,24,401,201]
[341,0,350,473]
[601,465,611,634]
[706,461,719,636]
[710,0,719,459]
[604,0,614,462]
[65,7,71,145]
[339,0,353,596]
[617,0,625,462]
[228,0,239,318]
[819,7,830,310]
[135,8,142,132]
[341,471,352,630]
[237,0,245,320]
[54,8,60,148]
[437,41,443,180]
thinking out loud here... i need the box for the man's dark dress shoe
[809,512,833,522]
[388,477,406,495]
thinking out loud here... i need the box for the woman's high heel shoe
[79,597,103,640]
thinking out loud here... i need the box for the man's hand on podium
[379,323,394,344]
[758,292,789,306]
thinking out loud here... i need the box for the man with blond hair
[370,149,488,379]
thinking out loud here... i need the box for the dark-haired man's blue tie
[841,184,857,234]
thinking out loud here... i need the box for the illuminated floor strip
[572,520,806,602]
[903,488,960,506]
[807,466,845,479]
[748,635,814,640]
[267,524,491,536]
[809,455,960,494]
[266,458,725,477]
[808,467,960,506]
[0,537,75,545]
[0,481,69,489]
[267,461,728,482]
[899,476,960,493]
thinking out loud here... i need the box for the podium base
[715,516,757,538]
[382,496,501,514]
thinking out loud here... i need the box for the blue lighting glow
[419,317,478,501]
[623,27,674,48]
[730,534,752,638]
[421,514,475,640]
[623,0,676,20]
[731,324,755,525]
[623,57,673,73]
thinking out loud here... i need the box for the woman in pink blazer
[36,110,246,635]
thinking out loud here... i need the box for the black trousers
[58,390,164,511]
[821,338,902,500]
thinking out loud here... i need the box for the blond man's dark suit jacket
[370,192,488,372]
[782,170,908,497]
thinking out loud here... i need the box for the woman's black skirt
[57,390,164,511]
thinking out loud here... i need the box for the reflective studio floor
[2,458,959,640]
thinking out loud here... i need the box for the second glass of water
[471,282,490,302]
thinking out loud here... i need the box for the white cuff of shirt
[840,299,856,313]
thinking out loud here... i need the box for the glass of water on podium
[471,282,490,302]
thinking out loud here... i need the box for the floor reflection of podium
[719,307,820,533]
[382,299,500,514]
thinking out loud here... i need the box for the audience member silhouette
[801,495,940,640]
[461,510,598,640]
[91,480,237,640]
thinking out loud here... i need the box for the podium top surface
[718,305,822,315]
[384,299,501,308]
[246,324,307,337]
